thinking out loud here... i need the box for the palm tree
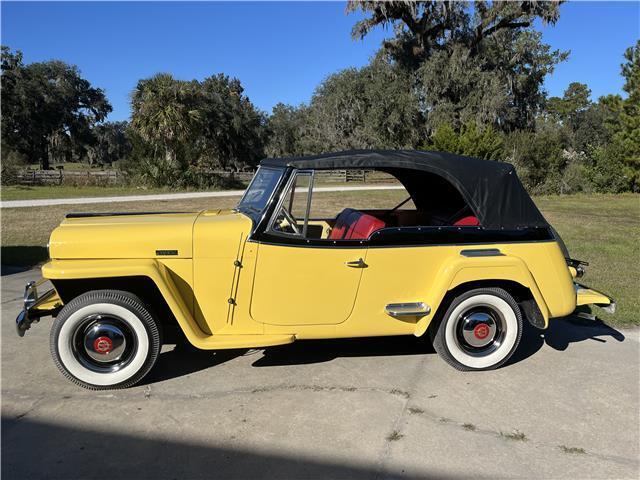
[130,73,201,168]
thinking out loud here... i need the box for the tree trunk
[40,139,50,170]
[163,140,178,169]
[165,146,176,167]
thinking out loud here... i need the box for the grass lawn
[1,191,638,327]
[1,180,380,201]
[1,185,205,201]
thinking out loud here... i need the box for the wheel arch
[43,259,209,346]
[52,276,183,341]
[425,279,545,338]
[415,255,551,337]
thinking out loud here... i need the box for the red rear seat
[453,215,480,226]
[329,209,386,240]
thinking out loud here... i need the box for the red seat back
[453,215,480,226]
[329,209,386,240]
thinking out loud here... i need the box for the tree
[196,74,266,171]
[129,72,265,185]
[547,82,591,127]
[614,40,640,188]
[417,29,566,131]
[347,2,567,132]
[302,58,424,152]
[265,103,308,157]
[87,121,132,166]
[130,73,201,170]
[1,46,112,169]
[348,1,562,68]
[570,94,622,153]
[503,124,564,192]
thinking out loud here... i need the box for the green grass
[0,181,386,201]
[535,194,639,327]
[1,192,638,326]
[1,185,198,201]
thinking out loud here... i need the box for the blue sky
[2,1,638,122]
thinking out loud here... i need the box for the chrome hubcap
[83,323,127,363]
[72,314,137,373]
[460,310,498,348]
[455,306,505,356]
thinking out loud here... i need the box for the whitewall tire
[50,290,161,389]
[431,288,523,371]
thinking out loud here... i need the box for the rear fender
[414,253,550,336]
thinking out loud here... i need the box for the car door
[250,170,367,326]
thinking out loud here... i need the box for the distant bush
[423,122,504,160]
[1,146,28,185]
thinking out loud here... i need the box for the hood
[49,210,214,260]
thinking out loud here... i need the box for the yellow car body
[36,208,610,343]
[17,150,615,388]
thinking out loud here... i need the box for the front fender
[42,259,210,347]
[414,253,551,337]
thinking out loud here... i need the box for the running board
[197,334,295,350]
[385,302,431,318]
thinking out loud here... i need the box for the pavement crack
[4,383,411,405]
[2,296,23,305]
[374,356,427,480]
[403,401,640,469]
[6,397,46,425]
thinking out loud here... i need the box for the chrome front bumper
[16,281,40,337]
[15,280,59,337]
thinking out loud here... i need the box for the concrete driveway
[2,268,639,479]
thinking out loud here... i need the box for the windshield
[237,167,284,220]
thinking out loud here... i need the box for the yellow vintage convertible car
[17,150,615,389]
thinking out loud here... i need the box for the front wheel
[431,288,523,371]
[50,290,162,389]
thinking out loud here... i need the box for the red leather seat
[329,209,386,240]
[453,215,480,226]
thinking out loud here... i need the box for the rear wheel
[50,290,161,389]
[431,288,522,371]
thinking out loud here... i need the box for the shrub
[585,144,631,193]
[423,122,504,160]
[1,147,28,185]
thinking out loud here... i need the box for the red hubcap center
[473,324,490,340]
[93,336,113,354]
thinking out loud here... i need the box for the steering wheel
[281,207,301,235]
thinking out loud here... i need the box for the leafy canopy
[1,46,112,169]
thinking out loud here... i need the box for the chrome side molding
[385,302,431,318]
[460,248,503,257]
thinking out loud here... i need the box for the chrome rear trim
[385,302,431,318]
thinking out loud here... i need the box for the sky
[2,1,639,122]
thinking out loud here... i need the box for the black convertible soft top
[261,149,548,231]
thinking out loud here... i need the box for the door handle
[345,258,367,268]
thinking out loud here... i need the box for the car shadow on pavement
[0,246,48,274]
[142,315,626,382]
[251,336,434,367]
[0,416,473,480]
[255,316,626,370]
[507,313,626,366]
[139,344,248,386]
